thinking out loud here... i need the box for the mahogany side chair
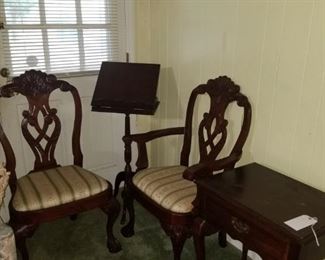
[0,70,121,260]
[120,76,252,260]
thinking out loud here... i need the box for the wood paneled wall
[134,0,325,192]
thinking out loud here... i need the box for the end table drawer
[202,197,289,259]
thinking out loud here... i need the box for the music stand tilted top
[91,61,160,198]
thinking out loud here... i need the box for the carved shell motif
[205,76,241,104]
[0,70,73,97]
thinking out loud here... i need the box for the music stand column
[114,113,131,196]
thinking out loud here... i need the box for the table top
[196,163,325,244]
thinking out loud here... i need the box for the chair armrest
[123,127,184,143]
[123,127,185,171]
[183,153,242,181]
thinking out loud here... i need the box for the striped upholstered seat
[133,166,196,213]
[12,165,108,212]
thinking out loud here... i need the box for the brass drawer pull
[231,217,250,234]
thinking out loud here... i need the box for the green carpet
[23,199,242,259]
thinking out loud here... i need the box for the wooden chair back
[0,70,83,191]
[180,76,251,166]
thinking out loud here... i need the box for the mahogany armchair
[121,76,252,260]
[0,70,121,259]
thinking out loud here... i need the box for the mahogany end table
[195,163,325,260]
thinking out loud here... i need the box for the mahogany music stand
[91,61,160,202]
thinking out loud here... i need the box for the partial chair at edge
[120,76,252,260]
[0,70,121,260]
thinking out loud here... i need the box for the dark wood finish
[91,62,161,200]
[91,61,160,115]
[114,113,132,225]
[92,104,159,115]
[122,76,252,259]
[0,70,121,259]
[195,163,325,260]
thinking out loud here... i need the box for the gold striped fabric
[133,166,196,214]
[12,165,108,212]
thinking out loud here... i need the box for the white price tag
[284,215,318,231]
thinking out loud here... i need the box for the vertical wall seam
[163,2,169,165]
[264,0,287,163]
[289,0,315,178]
[176,4,182,165]
[231,0,240,77]
[252,0,270,162]
[311,1,325,189]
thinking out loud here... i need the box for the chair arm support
[122,127,185,171]
[183,153,242,181]
[123,127,185,143]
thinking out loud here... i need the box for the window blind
[0,0,125,77]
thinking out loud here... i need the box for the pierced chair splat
[0,70,121,260]
[120,75,252,260]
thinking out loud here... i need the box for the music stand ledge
[91,61,160,198]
